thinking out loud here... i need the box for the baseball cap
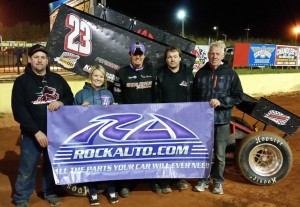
[129,42,146,54]
[28,44,48,57]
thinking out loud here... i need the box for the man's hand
[35,130,48,148]
[210,99,221,108]
[82,102,90,107]
[48,101,64,112]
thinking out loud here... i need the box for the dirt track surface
[1,92,300,207]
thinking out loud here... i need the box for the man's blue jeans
[13,134,57,204]
[211,124,230,184]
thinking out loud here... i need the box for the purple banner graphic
[47,102,214,185]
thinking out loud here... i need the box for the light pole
[245,28,250,42]
[222,34,227,42]
[294,26,300,45]
[213,26,219,40]
[177,10,186,37]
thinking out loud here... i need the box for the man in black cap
[11,44,74,207]
[113,41,157,104]
[113,42,158,198]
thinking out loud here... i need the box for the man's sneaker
[212,183,224,195]
[109,196,119,204]
[45,195,62,207]
[16,202,29,207]
[119,187,130,198]
[89,194,100,206]
[151,183,162,194]
[194,181,209,192]
[161,184,172,194]
[175,179,189,190]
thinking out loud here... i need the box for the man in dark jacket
[193,41,243,195]
[113,42,157,198]
[157,46,193,103]
[11,44,74,207]
[113,41,157,104]
[153,46,193,193]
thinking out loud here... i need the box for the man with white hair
[193,41,243,195]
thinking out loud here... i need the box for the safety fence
[0,45,66,74]
[0,41,66,74]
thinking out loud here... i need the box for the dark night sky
[1,0,299,40]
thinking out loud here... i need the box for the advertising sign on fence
[192,45,209,72]
[274,45,298,66]
[49,0,91,30]
[248,44,276,67]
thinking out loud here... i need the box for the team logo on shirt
[179,81,188,87]
[128,75,137,79]
[100,95,111,105]
[32,86,59,104]
[126,81,152,89]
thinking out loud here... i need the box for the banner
[49,0,91,30]
[47,102,214,185]
[274,45,298,66]
[192,45,209,72]
[248,44,276,67]
[232,43,250,67]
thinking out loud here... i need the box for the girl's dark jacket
[11,64,74,137]
[193,62,243,124]
[74,82,115,105]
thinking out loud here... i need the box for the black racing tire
[62,184,88,196]
[62,183,106,196]
[236,131,292,186]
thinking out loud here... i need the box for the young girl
[74,65,118,205]
[74,65,114,106]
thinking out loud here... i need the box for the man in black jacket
[157,46,193,103]
[193,41,243,195]
[153,46,193,193]
[113,41,157,104]
[113,42,157,198]
[11,44,74,207]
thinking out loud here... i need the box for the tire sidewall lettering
[237,132,292,186]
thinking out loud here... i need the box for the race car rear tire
[62,184,88,196]
[236,131,292,186]
[62,183,106,196]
